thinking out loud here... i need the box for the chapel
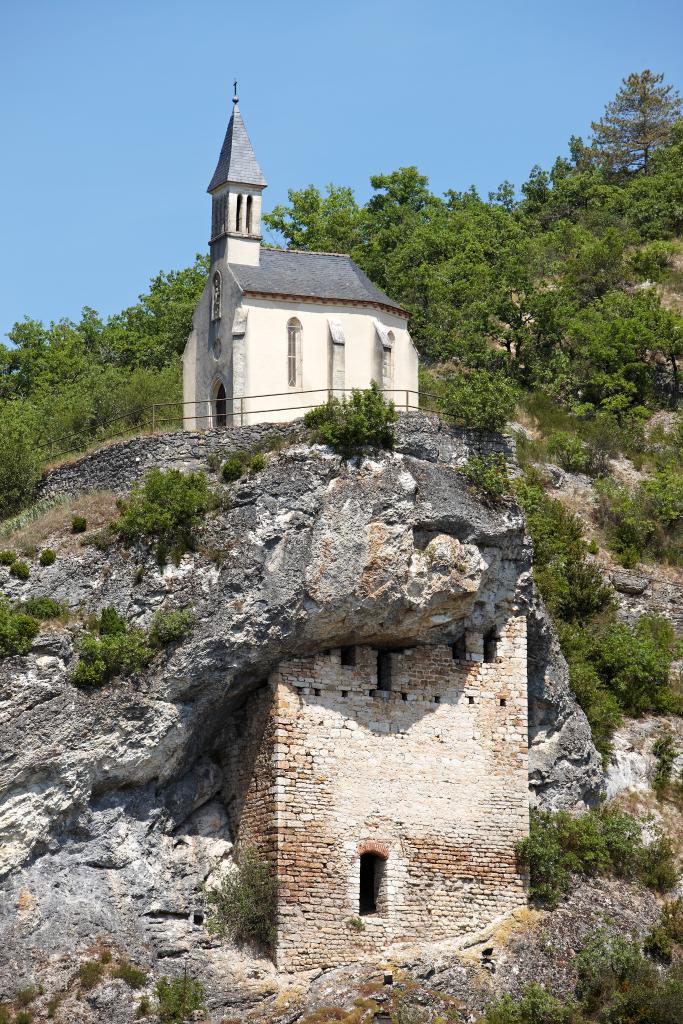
[182,92,419,428]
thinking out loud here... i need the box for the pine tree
[591,70,682,175]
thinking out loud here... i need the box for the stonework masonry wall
[37,413,515,501]
[233,618,529,972]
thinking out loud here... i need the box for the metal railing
[38,388,443,463]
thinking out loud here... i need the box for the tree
[263,183,366,254]
[591,70,682,175]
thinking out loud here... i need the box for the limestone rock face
[0,415,603,1011]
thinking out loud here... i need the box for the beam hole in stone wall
[401,692,408,701]
[468,695,475,705]
[377,651,392,691]
[452,635,467,662]
[341,690,348,698]
[341,645,356,667]
[434,694,441,704]
[483,629,498,663]
[314,688,321,696]
[499,697,507,707]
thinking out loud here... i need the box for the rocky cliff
[0,413,603,1020]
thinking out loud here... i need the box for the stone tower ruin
[225,620,529,971]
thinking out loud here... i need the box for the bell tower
[207,84,267,268]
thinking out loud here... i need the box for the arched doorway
[213,380,228,428]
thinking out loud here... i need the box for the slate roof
[230,249,407,315]
[208,100,267,192]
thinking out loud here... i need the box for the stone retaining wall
[37,413,515,499]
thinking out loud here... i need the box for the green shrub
[98,605,127,636]
[221,456,244,483]
[595,469,683,566]
[439,369,519,432]
[71,515,87,534]
[206,846,277,945]
[644,899,683,961]
[115,469,214,563]
[0,550,16,566]
[515,471,612,623]
[653,733,679,797]
[71,627,153,688]
[155,976,205,1024]
[304,381,398,458]
[249,452,266,474]
[0,1006,10,1024]
[112,959,147,989]
[136,995,152,1018]
[516,806,677,907]
[39,548,56,567]
[10,560,30,580]
[15,1012,34,1024]
[460,454,510,501]
[0,598,39,658]
[15,987,38,1007]
[0,407,42,520]
[483,983,577,1024]
[574,929,653,1014]
[78,959,104,990]
[46,994,62,1018]
[149,608,196,647]
[630,240,678,281]
[21,597,63,620]
[546,431,591,475]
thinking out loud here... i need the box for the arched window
[287,318,302,388]
[212,380,227,429]
[236,194,243,233]
[382,331,394,390]
[357,843,389,916]
[211,271,222,321]
[246,195,253,234]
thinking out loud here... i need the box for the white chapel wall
[232,298,419,425]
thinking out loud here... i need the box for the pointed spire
[207,87,267,193]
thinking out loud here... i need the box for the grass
[0,492,118,553]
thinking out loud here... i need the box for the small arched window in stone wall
[287,317,302,388]
[358,842,389,916]
[236,194,243,233]
[211,271,222,321]
[246,194,253,234]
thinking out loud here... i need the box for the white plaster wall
[235,298,419,425]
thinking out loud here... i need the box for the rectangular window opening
[452,635,467,662]
[341,645,356,667]
[377,650,392,691]
[468,695,475,705]
[359,853,384,916]
[434,694,441,704]
[341,690,349,698]
[499,697,507,707]
[314,687,321,696]
[401,692,408,701]
[483,629,498,663]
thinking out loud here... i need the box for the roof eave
[240,289,408,318]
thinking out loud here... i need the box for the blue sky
[1,0,682,342]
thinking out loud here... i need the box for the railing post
[240,397,244,427]
[405,389,409,412]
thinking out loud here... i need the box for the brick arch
[358,840,389,860]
